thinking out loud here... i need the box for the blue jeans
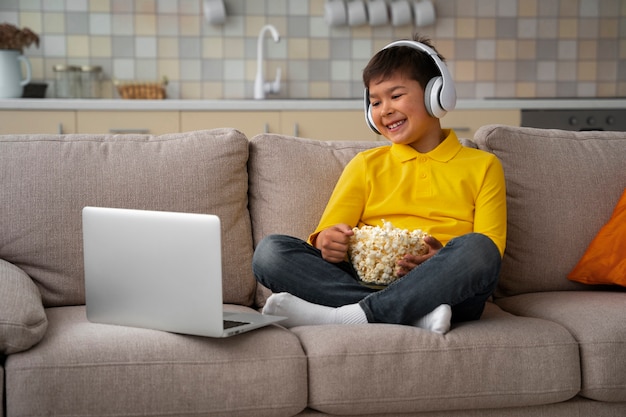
[252,233,501,325]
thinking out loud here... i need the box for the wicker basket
[114,77,167,99]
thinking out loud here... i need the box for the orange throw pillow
[568,188,626,287]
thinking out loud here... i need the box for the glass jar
[53,65,81,98]
[80,65,102,98]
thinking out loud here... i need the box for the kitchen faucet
[254,24,281,100]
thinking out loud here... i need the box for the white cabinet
[181,111,280,139]
[0,107,521,140]
[441,110,521,139]
[77,111,180,135]
[183,110,381,141]
[0,110,76,134]
[280,111,380,141]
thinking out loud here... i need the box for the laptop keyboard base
[223,320,250,329]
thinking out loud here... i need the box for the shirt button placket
[418,156,429,179]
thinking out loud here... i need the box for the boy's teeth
[387,120,404,129]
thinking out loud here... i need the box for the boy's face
[368,72,443,153]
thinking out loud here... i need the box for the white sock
[413,304,452,334]
[262,292,368,328]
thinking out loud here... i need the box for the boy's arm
[313,224,355,263]
[308,155,367,246]
[473,155,507,257]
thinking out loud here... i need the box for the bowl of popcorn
[348,220,429,286]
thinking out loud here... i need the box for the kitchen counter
[1,98,625,111]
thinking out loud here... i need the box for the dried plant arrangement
[0,23,40,52]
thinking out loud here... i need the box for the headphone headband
[364,40,457,134]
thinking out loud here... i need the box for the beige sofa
[0,125,624,416]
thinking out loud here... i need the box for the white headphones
[364,40,457,134]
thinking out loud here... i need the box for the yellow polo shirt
[309,130,507,257]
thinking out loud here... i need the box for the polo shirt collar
[390,129,461,163]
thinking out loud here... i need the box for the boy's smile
[368,73,444,153]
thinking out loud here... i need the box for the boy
[252,35,506,334]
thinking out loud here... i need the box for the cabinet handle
[449,127,471,132]
[58,123,63,134]
[293,123,299,137]
[264,123,269,134]
[109,128,150,134]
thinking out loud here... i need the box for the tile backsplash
[1,0,624,99]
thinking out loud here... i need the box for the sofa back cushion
[248,134,383,304]
[0,129,255,307]
[473,125,626,297]
[248,134,384,243]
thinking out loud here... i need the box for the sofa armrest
[0,259,48,354]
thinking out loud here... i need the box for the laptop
[82,206,285,337]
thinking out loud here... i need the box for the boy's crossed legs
[253,233,500,334]
[263,292,453,333]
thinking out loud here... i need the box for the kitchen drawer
[280,111,380,141]
[441,110,521,139]
[76,111,180,135]
[181,111,280,139]
[0,110,76,134]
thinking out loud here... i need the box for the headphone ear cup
[363,88,381,134]
[424,76,446,118]
[367,105,381,134]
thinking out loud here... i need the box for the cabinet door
[77,111,180,135]
[0,110,76,134]
[280,111,379,141]
[441,110,521,140]
[181,111,280,139]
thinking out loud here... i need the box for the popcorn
[348,220,429,285]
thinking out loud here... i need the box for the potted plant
[0,23,39,98]
[0,23,39,52]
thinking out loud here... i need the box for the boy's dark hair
[362,34,446,91]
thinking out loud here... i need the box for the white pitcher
[0,50,32,98]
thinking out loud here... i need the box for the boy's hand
[396,235,443,277]
[316,224,354,263]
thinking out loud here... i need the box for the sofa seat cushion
[0,129,255,307]
[0,259,47,354]
[0,362,3,417]
[292,302,579,415]
[496,291,626,402]
[473,125,626,297]
[299,397,626,417]
[5,305,307,417]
